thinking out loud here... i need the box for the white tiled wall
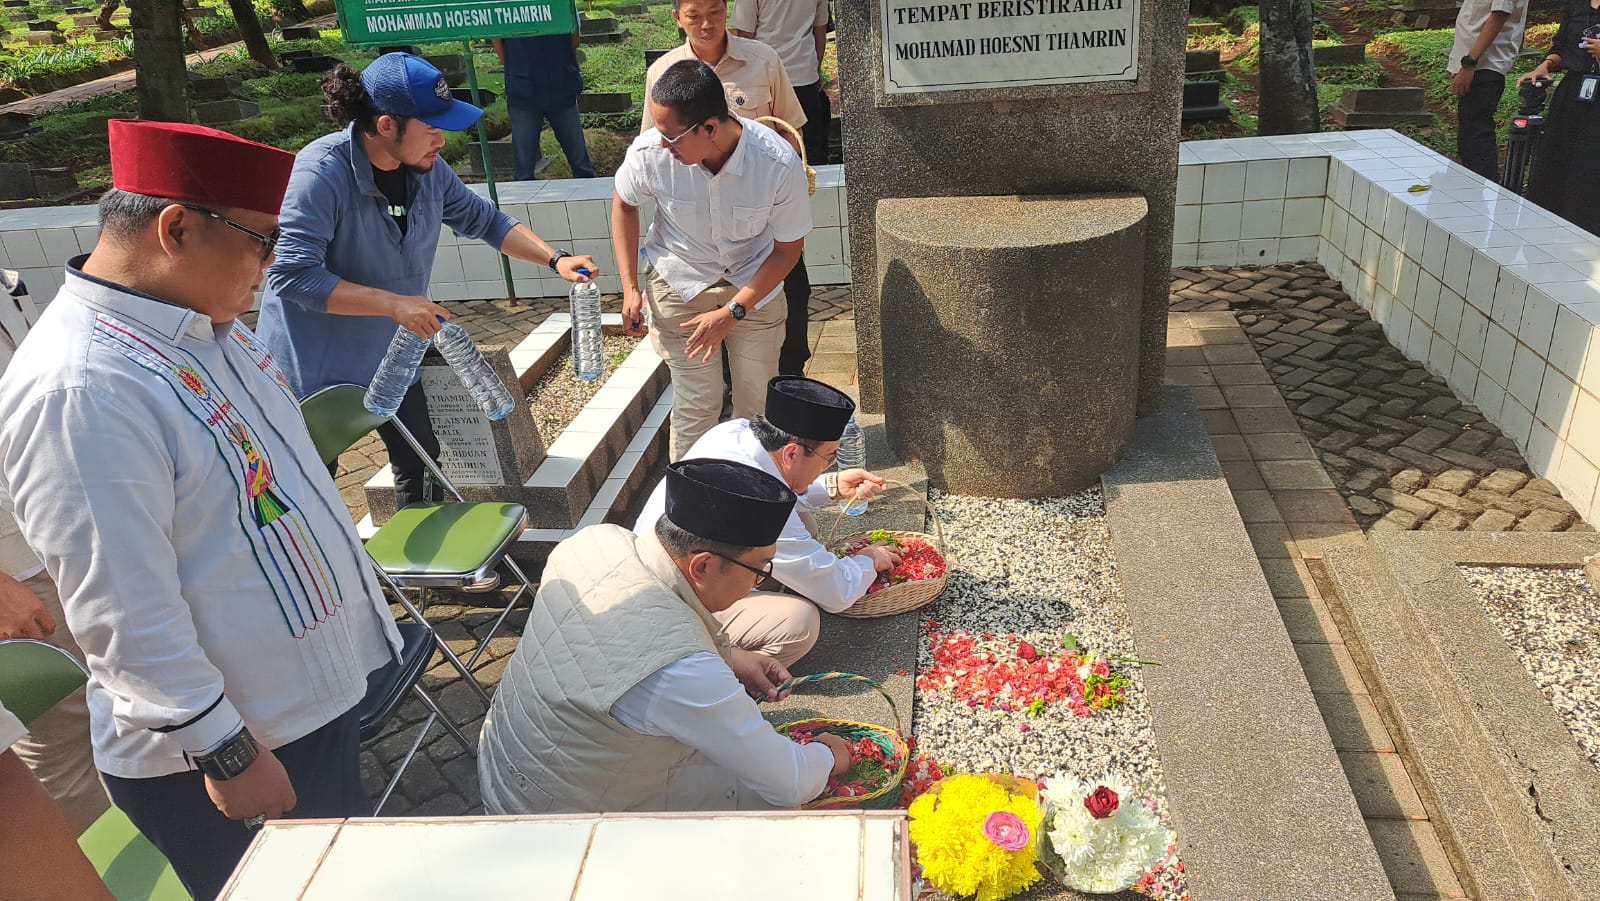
[7,134,1600,523]
[0,165,852,305]
[1173,129,1600,525]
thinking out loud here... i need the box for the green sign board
[335,0,579,46]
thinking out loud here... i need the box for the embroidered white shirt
[0,698,24,750]
[613,118,812,308]
[0,263,400,778]
[633,419,877,613]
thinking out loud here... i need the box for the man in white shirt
[479,459,851,814]
[612,59,812,461]
[635,376,895,661]
[731,0,831,165]
[1449,0,1529,179]
[0,120,401,901]
[0,269,109,836]
[0,699,115,900]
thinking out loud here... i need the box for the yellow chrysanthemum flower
[908,774,1043,901]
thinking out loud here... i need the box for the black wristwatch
[726,301,747,321]
[194,727,260,781]
[548,248,572,272]
[1460,55,1478,69]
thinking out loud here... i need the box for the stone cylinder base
[877,193,1148,498]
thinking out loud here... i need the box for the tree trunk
[1257,0,1320,135]
[226,0,278,70]
[129,0,188,122]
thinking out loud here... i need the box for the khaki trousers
[11,570,110,834]
[712,591,820,668]
[646,270,785,461]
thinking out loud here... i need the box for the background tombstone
[838,0,1186,496]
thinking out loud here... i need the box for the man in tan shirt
[641,0,806,131]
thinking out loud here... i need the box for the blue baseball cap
[360,52,483,132]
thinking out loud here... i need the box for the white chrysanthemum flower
[1040,773,1170,893]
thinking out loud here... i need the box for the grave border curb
[1323,533,1600,900]
[1102,385,1391,901]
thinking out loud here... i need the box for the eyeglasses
[705,550,774,581]
[180,204,280,261]
[660,120,704,146]
[802,444,839,467]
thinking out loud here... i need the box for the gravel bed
[916,487,1187,900]
[1459,565,1600,774]
[525,334,639,440]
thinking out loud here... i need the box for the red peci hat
[108,120,295,216]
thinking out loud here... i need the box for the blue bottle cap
[576,267,592,277]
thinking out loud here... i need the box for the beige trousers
[646,270,786,461]
[712,591,820,668]
[11,570,109,835]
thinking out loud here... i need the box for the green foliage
[0,46,105,85]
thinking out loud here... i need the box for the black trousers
[378,380,442,507]
[793,80,831,166]
[1457,68,1506,181]
[778,253,813,377]
[102,709,366,901]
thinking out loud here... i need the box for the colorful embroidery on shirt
[228,327,294,398]
[91,315,349,639]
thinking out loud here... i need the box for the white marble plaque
[880,0,1139,94]
[421,364,507,487]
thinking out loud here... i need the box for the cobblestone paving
[343,286,853,816]
[1169,264,1591,534]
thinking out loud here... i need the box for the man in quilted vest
[479,459,850,813]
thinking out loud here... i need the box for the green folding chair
[0,639,189,901]
[300,384,536,809]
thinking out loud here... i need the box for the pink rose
[1084,785,1119,819]
[983,811,1030,851]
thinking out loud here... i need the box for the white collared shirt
[0,276,42,581]
[610,651,833,808]
[1449,0,1528,74]
[614,118,812,308]
[633,419,876,612]
[0,263,401,778]
[0,698,24,750]
[730,0,831,87]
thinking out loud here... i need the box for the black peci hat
[664,459,796,546]
[764,376,856,441]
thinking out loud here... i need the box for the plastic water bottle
[434,321,517,420]
[570,268,605,382]
[836,416,868,515]
[364,324,431,417]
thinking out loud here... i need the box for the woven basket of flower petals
[766,672,909,809]
[826,479,950,618]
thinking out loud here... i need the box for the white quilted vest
[478,525,745,813]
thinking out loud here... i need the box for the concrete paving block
[1277,596,1340,643]
[1293,641,1368,692]
[1364,819,1466,897]
[1314,691,1396,752]
[1339,750,1429,818]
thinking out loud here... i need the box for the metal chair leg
[373,714,432,816]
[411,684,475,757]
[462,558,538,669]
[374,565,493,707]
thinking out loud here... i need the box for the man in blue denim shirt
[258,53,596,512]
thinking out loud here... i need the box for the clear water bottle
[434,321,517,420]
[836,416,868,515]
[365,323,431,417]
[570,268,605,382]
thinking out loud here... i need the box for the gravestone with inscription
[839,0,1185,496]
[365,348,547,524]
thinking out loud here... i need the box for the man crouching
[479,459,849,813]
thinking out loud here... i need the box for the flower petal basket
[826,479,950,619]
[766,672,909,809]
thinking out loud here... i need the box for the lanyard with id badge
[1582,24,1600,102]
